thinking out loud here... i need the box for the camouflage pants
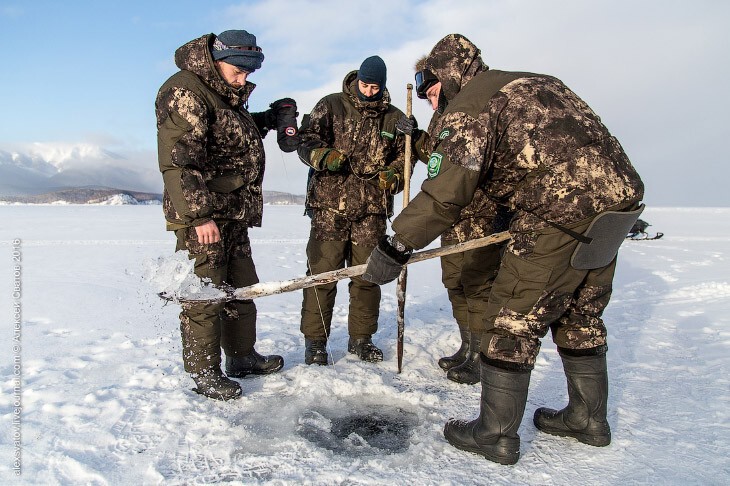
[175,221,258,375]
[481,217,617,370]
[440,237,502,333]
[300,210,385,340]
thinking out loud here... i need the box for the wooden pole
[159,231,511,305]
[396,84,414,373]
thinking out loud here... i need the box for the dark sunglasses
[415,69,438,99]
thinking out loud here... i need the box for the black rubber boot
[446,332,481,384]
[438,328,470,371]
[348,337,383,362]
[444,360,531,465]
[225,350,284,377]
[533,349,611,447]
[191,371,242,401]
[304,339,330,366]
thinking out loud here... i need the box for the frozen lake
[0,205,728,484]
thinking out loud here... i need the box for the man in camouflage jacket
[156,30,298,400]
[364,34,644,464]
[297,56,412,365]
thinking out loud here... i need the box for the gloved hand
[263,98,297,128]
[310,147,347,172]
[395,114,418,136]
[267,98,299,153]
[362,235,412,285]
[377,167,400,192]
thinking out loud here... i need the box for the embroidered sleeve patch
[380,130,395,140]
[427,152,443,178]
[438,128,451,140]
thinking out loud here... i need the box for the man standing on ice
[363,34,644,464]
[156,30,299,400]
[396,60,506,386]
[296,56,412,365]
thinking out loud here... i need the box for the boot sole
[347,348,383,362]
[226,362,284,377]
[438,359,465,371]
[533,412,611,447]
[446,439,520,465]
[304,358,330,366]
[192,387,242,401]
[444,423,520,465]
[446,373,479,385]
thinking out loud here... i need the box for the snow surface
[0,205,728,485]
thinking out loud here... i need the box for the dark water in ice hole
[296,405,419,456]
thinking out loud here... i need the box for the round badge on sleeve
[427,152,443,178]
[285,127,297,136]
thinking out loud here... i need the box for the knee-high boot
[438,328,470,371]
[444,359,531,465]
[533,349,611,446]
[446,331,481,384]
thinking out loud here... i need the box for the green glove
[378,167,400,192]
[310,148,347,172]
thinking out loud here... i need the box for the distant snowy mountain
[264,191,306,205]
[0,143,161,196]
[0,143,305,205]
[0,187,304,206]
[95,193,160,206]
[0,187,162,205]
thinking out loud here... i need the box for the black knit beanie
[356,55,387,101]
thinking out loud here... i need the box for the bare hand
[195,220,220,245]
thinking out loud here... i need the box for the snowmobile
[626,218,663,240]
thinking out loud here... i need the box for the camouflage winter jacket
[442,189,499,243]
[393,34,644,250]
[298,71,410,220]
[414,113,498,243]
[156,34,270,230]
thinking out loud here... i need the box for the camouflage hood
[424,34,488,101]
[342,70,391,115]
[174,34,255,108]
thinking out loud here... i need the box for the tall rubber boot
[533,350,611,447]
[446,332,481,384]
[438,328,470,371]
[444,360,531,465]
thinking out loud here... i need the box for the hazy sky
[1,0,728,206]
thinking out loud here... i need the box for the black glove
[395,114,418,136]
[362,235,412,285]
[267,98,300,153]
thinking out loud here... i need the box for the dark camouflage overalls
[297,71,410,341]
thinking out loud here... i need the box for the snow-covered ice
[0,205,728,485]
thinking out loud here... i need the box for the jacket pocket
[491,252,552,315]
[206,174,247,193]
